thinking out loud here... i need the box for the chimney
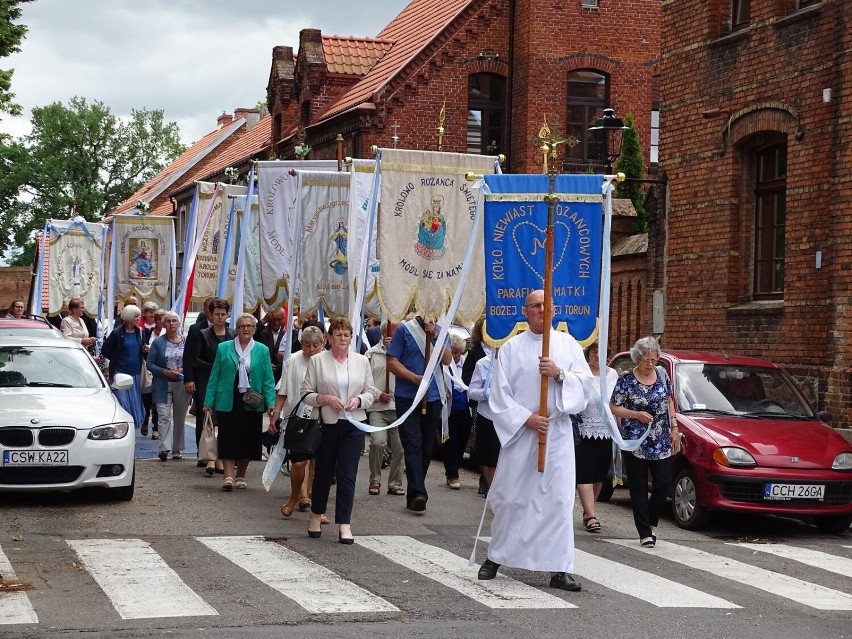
[234,107,261,130]
[217,112,234,128]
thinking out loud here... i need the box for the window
[467,73,506,156]
[650,75,660,165]
[731,0,749,30]
[582,0,598,7]
[753,144,786,297]
[566,70,608,164]
[796,0,818,7]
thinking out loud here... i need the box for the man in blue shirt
[387,316,451,512]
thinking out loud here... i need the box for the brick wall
[0,267,32,315]
[661,0,852,424]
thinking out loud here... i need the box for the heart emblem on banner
[511,221,572,283]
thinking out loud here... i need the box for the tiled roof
[110,118,246,217]
[319,0,474,120]
[322,36,393,75]
[151,114,273,215]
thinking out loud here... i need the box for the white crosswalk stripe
[197,535,398,614]
[607,539,852,610]
[734,543,852,578]
[358,535,574,609]
[67,539,218,620]
[573,549,739,608]
[0,543,38,625]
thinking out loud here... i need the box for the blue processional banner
[482,174,603,347]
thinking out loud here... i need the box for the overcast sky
[1,0,409,144]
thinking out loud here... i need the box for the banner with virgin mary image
[377,149,496,324]
[46,217,106,315]
[190,182,245,303]
[112,215,176,307]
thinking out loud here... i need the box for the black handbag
[283,393,323,455]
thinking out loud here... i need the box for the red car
[0,317,64,339]
[609,350,852,533]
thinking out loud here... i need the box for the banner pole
[538,169,559,473]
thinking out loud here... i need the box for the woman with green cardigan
[203,313,276,491]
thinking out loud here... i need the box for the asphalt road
[1,441,851,639]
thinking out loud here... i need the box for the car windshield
[0,346,103,388]
[675,363,814,418]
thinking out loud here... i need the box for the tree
[1,97,185,265]
[0,0,31,119]
[613,113,646,232]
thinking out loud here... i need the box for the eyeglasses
[524,302,545,310]
[332,333,351,339]
[638,357,659,365]
[237,324,255,330]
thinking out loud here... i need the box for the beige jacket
[301,350,379,423]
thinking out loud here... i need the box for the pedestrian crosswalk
[1,535,851,626]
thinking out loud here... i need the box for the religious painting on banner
[377,149,497,324]
[112,215,175,307]
[190,182,245,304]
[46,217,105,315]
[257,160,339,310]
[295,170,351,318]
[481,174,604,347]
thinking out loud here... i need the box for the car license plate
[764,483,824,501]
[2,450,68,466]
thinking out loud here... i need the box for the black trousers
[442,408,471,480]
[395,396,441,503]
[624,452,673,539]
[310,419,365,525]
[141,392,159,430]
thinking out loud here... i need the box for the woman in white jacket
[301,317,379,544]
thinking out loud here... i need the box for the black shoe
[549,572,582,592]
[406,495,427,512]
[478,559,500,580]
[141,426,148,437]
[158,451,168,462]
[308,530,321,539]
[338,532,355,545]
[205,467,215,476]
[197,460,207,468]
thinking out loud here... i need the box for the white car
[0,335,136,500]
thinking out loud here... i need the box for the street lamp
[588,107,628,173]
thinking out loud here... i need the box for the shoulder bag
[283,393,323,455]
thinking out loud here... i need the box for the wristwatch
[556,368,566,382]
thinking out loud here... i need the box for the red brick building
[660,0,851,424]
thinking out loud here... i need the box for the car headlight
[88,422,130,440]
[832,452,852,470]
[713,446,757,467]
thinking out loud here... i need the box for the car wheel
[597,472,615,503]
[109,467,135,501]
[672,467,710,530]
[813,514,852,535]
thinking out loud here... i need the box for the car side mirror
[817,410,832,424]
[111,373,134,392]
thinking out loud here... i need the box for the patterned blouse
[611,367,674,460]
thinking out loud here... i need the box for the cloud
[1,0,407,143]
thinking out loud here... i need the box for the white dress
[487,329,593,573]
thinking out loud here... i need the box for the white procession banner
[46,217,105,315]
[257,160,338,309]
[229,194,263,312]
[191,182,244,303]
[377,149,496,323]
[296,170,351,317]
[112,215,175,307]
[347,159,381,326]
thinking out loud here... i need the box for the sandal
[222,477,234,491]
[298,498,312,511]
[281,502,295,518]
[320,514,331,525]
[235,477,247,489]
[387,486,405,496]
[640,537,656,548]
[368,483,380,495]
[583,515,602,533]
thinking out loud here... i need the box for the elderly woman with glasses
[301,317,379,544]
[609,336,679,549]
[147,311,191,461]
[203,313,276,491]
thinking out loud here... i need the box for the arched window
[467,73,506,156]
[566,70,609,165]
[753,142,787,297]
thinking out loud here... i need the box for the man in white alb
[478,289,593,591]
